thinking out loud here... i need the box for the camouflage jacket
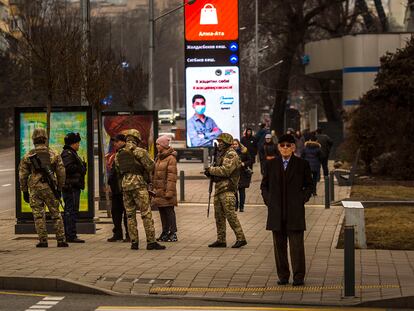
[19,144,66,192]
[114,141,155,191]
[209,147,241,195]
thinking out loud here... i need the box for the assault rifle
[206,142,218,218]
[28,153,63,207]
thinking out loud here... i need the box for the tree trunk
[271,31,303,135]
[319,79,340,121]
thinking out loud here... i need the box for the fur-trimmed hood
[304,141,321,148]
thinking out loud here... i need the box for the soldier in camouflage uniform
[205,133,247,248]
[114,129,166,250]
[18,128,68,248]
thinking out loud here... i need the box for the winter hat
[156,135,171,148]
[265,134,272,139]
[64,132,81,145]
[278,134,295,144]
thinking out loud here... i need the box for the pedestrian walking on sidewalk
[152,135,178,242]
[301,135,322,196]
[240,128,257,169]
[259,134,278,175]
[204,133,247,249]
[18,128,68,248]
[261,134,313,286]
[107,134,129,242]
[315,128,333,177]
[232,139,252,212]
[115,129,165,251]
[61,132,87,243]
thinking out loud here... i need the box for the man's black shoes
[67,238,85,243]
[131,242,139,250]
[147,242,166,250]
[57,241,69,247]
[277,279,289,285]
[208,241,226,248]
[231,240,247,248]
[36,241,48,248]
[107,236,123,242]
[292,279,304,286]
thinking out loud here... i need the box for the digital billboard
[186,66,240,147]
[185,0,240,148]
[15,107,94,220]
[185,0,239,41]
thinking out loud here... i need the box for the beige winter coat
[151,147,178,208]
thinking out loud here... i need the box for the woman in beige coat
[152,135,178,242]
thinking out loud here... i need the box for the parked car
[158,109,175,125]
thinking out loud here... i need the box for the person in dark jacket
[61,132,87,243]
[301,135,322,196]
[107,134,129,242]
[232,139,252,212]
[259,134,278,175]
[315,128,333,177]
[240,128,257,168]
[261,134,313,287]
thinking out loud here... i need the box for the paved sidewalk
[0,162,412,306]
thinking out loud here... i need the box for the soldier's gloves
[204,168,211,178]
[23,191,30,203]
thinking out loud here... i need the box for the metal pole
[169,67,174,112]
[175,60,180,111]
[203,148,209,169]
[344,225,355,297]
[329,171,335,202]
[148,0,155,111]
[179,170,185,202]
[255,0,259,123]
[324,176,330,209]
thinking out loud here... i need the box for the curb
[0,276,118,296]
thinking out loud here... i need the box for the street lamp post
[148,0,196,111]
[255,0,259,124]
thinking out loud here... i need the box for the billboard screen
[186,66,240,147]
[185,0,239,41]
[15,107,93,220]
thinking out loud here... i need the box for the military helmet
[217,133,233,145]
[32,128,48,140]
[125,129,141,141]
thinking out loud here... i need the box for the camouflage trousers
[123,188,156,244]
[30,188,65,242]
[214,191,246,243]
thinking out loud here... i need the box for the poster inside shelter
[18,111,89,214]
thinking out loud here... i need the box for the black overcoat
[261,155,313,231]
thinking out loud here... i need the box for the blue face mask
[195,105,206,115]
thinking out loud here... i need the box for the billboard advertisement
[185,0,239,41]
[15,107,93,220]
[186,66,240,147]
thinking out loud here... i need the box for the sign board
[184,0,240,148]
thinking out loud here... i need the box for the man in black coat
[107,134,129,242]
[61,132,87,243]
[261,134,313,286]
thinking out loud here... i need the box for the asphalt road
[0,147,15,219]
[1,290,409,311]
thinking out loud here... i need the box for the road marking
[95,307,385,311]
[149,284,399,293]
[0,168,14,172]
[0,291,47,297]
[2,183,11,187]
[26,295,64,311]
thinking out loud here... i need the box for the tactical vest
[215,149,240,192]
[33,149,52,172]
[117,148,143,175]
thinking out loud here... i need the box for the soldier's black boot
[231,240,247,248]
[57,241,69,247]
[36,240,48,248]
[208,241,226,248]
[131,242,139,250]
[147,242,166,250]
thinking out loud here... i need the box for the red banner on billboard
[185,0,238,41]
